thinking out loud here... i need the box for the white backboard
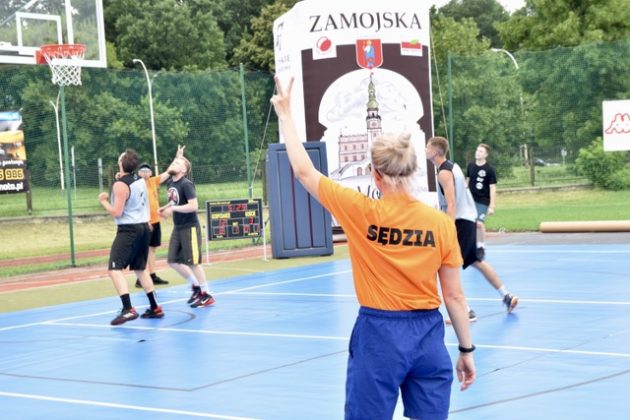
[0,0,106,68]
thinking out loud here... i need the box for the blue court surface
[1,239,630,419]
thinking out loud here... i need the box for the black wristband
[458,344,476,353]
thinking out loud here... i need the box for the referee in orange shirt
[271,78,475,420]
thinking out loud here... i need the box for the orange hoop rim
[36,44,86,65]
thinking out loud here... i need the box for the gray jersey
[113,174,150,225]
[437,160,478,222]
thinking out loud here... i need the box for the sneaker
[187,287,202,304]
[141,306,165,319]
[152,275,169,285]
[476,246,486,260]
[135,279,142,288]
[190,292,215,308]
[503,294,519,313]
[110,308,139,326]
[445,309,477,325]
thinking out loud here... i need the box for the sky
[431,0,525,13]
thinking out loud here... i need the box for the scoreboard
[205,198,263,240]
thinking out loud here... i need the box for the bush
[575,138,627,189]
[605,167,630,190]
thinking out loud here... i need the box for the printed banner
[603,100,630,151]
[273,0,436,208]
[0,111,28,194]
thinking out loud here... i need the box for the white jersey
[113,174,150,225]
[436,160,478,222]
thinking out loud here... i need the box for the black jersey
[166,177,199,228]
[466,162,496,206]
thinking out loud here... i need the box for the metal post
[239,63,252,198]
[98,157,103,191]
[133,59,159,173]
[491,48,533,185]
[71,145,77,199]
[60,86,76,266]
[49,93,64,190]
[447,52,454,161]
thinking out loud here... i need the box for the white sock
[186,274,199,287]
[498,286,508,298]
[200,283,210,294]
[477,241,485,248]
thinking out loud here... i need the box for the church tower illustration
[366,74,382,142]
[337,74,383,166]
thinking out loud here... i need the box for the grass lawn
[2,187,627,260]
[488,188,630,231]
[0,181,265,218]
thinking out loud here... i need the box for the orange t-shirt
[145,176,161,224]
[318,176,462,310]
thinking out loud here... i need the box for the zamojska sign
[273,1,436,207]
[0,111,28,194]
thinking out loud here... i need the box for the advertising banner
[603,100,630,151]
[273,0,436,206]
[0,111,28,194]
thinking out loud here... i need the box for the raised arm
[270,77,323,199]
[157,145,186,184]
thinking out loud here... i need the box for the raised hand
[270,76,294,120]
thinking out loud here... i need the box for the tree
[231,0,298,72]
[497,0,630,50]
[431,15,522,175]
[106,0,227,71]
[210,0,278,64]
[437,0,509,47]
[517,39,630,160]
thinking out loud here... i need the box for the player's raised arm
[157,145,186,184]
[270,77,323,200]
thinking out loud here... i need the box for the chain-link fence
[2,39,630,217]
[0,65,276,217]
[433,39,630,181]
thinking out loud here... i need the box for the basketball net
[38,44,86,86]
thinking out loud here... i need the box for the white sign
[602,100,630,151]
[273,0,436,207]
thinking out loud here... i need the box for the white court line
[43,322,630,359]
[0,269,352,333]
[233,292,356,298]
[493,249,630,254]
[216,270,352,294]
[230,292,630,306]
[474,344,630,359]
[48,322,349,341]
[0,391,260,419]
[468,297,630,305]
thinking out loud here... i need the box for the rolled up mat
[539,220,630,233]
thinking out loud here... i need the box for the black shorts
[108,223,150,271]
[149,222,161,247]
[455,219,478,269]
[167,224,202,265]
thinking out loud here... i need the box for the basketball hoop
[37,44,86,86]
